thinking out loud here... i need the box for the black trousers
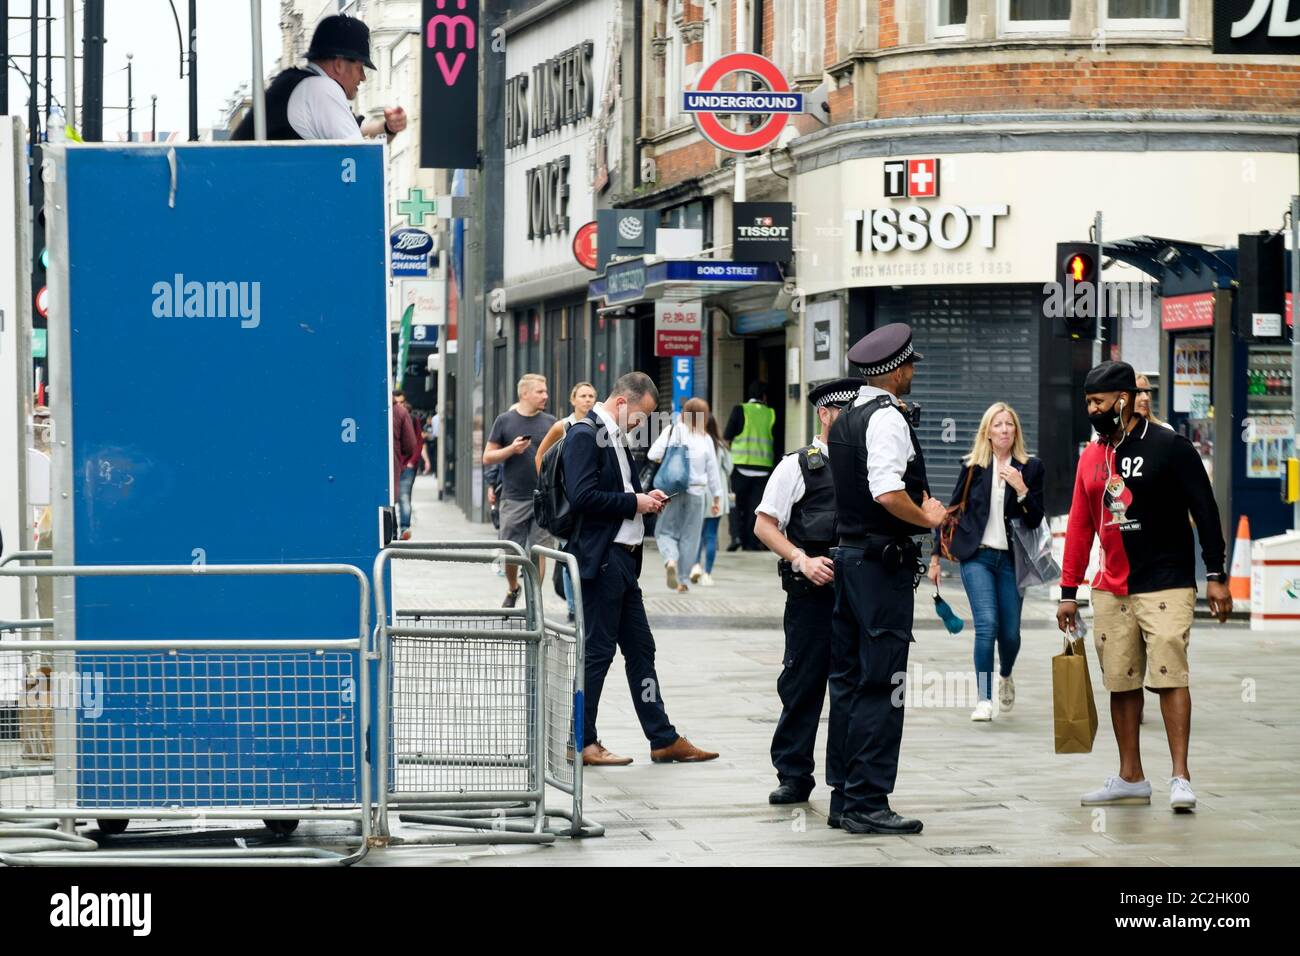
[770,585,836,791]
[729,471,770,550]
[826,548,914,814]
[581,544,678,751]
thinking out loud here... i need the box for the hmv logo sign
[421,0,479,169]
[1214,0,1300,54]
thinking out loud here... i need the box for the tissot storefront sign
[733,202,793,262]
[1214,0,1300,55]
[854,157,1010,255]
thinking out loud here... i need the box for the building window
[931,0,969,40]
[664,0,686,129]
[1001,0,1071,33]
[703,0,722,66]
[774,0,824,78]
[1101,0,1183,32]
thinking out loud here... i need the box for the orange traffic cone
[1229,515,1251,606]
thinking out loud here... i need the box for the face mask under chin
[1089,403,1123,437]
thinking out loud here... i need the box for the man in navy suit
[562,371,720,767]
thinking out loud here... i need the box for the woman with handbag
[927,402,1045,721]
[690,415,733,587]
[648,398,723,592]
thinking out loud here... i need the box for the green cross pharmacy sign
[397,188,437,226]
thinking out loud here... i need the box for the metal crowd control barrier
[373,540,602,845]
[0,562,372,867]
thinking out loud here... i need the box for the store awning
[588,257,785,309]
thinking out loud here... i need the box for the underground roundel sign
[683,52,802,154]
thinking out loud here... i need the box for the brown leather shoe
[582,742,633,766]
[650,736,719,763]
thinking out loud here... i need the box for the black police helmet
[306,15,376,70]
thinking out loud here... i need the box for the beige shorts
[1092,588,1195,692]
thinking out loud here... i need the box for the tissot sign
[1214,0,1300,55]
[854,157,1010,254]
[733,202,793,262]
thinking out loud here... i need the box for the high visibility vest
[732,402,776,468]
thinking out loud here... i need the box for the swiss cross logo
[883,158,941,199]
[756,216,773,226]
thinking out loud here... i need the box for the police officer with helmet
[754,378,862,806]
[232,14,408,142]
[825,324,947,835]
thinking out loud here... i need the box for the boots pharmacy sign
[684,53,801,153]
[1214,0,1300,55]
[421,0,479,169]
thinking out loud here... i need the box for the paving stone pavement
[368,478,1300,867]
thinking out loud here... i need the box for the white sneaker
[1081,775,1152,806]
[698,572,715,587]
[689,563,703,583]
[998,676,1015,713]
[970,700,994,721]
[1170,776,1197,812]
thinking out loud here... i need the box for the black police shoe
[768,783,812,805]
[839,809,924,835]
[826,813,842,829]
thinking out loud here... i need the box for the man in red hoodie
[1057,361,1231,814]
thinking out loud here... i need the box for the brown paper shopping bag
[1052,634,1099,754]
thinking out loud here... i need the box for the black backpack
[533,420,591,539]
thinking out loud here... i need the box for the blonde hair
[516,373,546,399]
[681,397,711,433]
[570,381,595,402]
[964,403,1029,469]
[1136,375,1165,426]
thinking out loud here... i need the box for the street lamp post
[151,94,157,142]
[126,52,134,141]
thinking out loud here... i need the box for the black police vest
[231,68,315,141]
[786,444,837,557]
[827,395,929,539]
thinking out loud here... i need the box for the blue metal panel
[62,144,389,806]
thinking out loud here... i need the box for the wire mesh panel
[544,627,578,792]
[0,648,361,813]
[389,614,539,796]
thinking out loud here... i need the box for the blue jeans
[398,467,416,529]
[696,516,721,573]
[562,566,575,617]
[959,547,1023,701]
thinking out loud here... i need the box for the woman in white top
[690,414,734,587]
[534,382,598,620]
[926,403,1045,722]
[648,397,723,592]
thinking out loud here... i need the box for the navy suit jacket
[561,410,642,581]
[937,456,1045,564]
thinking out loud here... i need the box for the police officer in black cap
[232,14,408,142]
[825,323,947,834]
[755,377,862,805]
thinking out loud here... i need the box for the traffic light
[1053,241,1098,341]
[1238,231,1286,341]
[32,145,47,330]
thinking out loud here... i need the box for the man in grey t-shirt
[484,374,557,607]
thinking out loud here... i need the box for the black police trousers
[826,547,914,815]
[770,585,836,792]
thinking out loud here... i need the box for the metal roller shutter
[874,285,1041,503]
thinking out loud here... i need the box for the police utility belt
[777,557,832,598]
[835,534,923,572]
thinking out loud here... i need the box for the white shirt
[852,385,915,499]
[287,64,364,141]
[756,437,828,532]
[591,403,643,546]
[981,459,1011,550]
[647,420,723,498]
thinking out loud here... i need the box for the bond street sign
[684,52,800,153]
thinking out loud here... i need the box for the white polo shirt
[286,64,364,141]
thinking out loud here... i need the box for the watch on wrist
[1205,573,1227,584]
